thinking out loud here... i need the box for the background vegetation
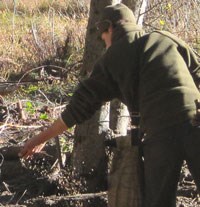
[0,0,199,82]
[144,0,200,55]
[0,0,89,80]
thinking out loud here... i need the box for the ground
[0,133,199,206]
[0,78,199,207]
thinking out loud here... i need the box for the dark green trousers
[143,120,200,207]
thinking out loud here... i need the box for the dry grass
[0,0,89,80]
[1,0,200,81]
[144,0,200,54]
[0,0,90,16]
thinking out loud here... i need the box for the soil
[0,91,199,207]
[0,138,199,207]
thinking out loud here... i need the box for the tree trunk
[81,0,119,76]
[122,0,147,25]
[72,1,120,207]
[110,99,130,136]
[123,0,142,15]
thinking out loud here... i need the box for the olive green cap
[96,3,136,34]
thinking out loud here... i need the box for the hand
[18,137,46,159]
[18,118,68,159]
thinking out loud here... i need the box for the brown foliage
[144,0,200,54]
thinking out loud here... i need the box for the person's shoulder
[149,30,187,46]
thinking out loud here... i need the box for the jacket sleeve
[61,59,121,128]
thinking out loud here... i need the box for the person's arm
[19,117,68,159]
[19,58,120,159]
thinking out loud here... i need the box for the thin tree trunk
[122,0,147,25]
[81,0,118,76]
[110,99,130,136]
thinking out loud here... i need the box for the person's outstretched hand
[18,118,68,159]
[18,137,46,159]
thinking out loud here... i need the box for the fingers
[18,148,34,159]
[18,143,46,159]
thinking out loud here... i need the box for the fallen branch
[64,191,107,200]
[25,191,107,206]
[0,123,43,129]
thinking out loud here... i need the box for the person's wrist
[31,134,45,147]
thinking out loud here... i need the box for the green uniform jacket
[61,25,200,134]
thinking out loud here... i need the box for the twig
[0,153,4,183]
[17,100,26,120]
[2,182,11,193]
[53,104,66,111]
[36,151,53,158]
[0,123,43,129]
[140,0,166,16]
[12,0,16,43]
[0,108,10,135]
[50,158,59,170]
[49,8,56,52]
[55,136,63,169]
[37,89,55,105]
[7,192,16,204]
[53,105,66,118]
[16,189,27,204]
[2,0,9,12]
[0,153,4,168]
[18,62,82,84]
[31,22,43,53]
[63,191,107,200]
[137,0,147,25]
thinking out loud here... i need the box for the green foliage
[59,136,73,153]
[25,85,39,94]
[25,101,35,114]
[67,92,73,97]
[39,112,49,120]
[25,100,50,120]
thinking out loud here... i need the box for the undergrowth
[0,0,89,80]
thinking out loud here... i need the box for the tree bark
[110,99,130,136]
[72,2,121,206]
[81,0,116,76]
[122,0,147,25]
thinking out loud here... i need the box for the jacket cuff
[61,106,77,128]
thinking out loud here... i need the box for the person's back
[138,31,200,134]
[131,31,200,207]
[104,30,200,135]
